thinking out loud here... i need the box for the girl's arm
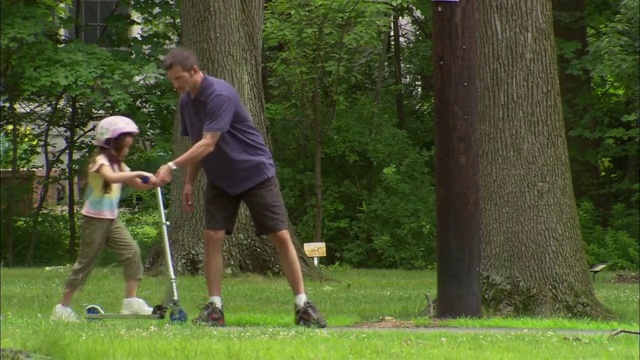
[126,176,157,190]
[122,162,158,190]
[96,164,152,185]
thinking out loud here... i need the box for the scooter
[84,182,188,323]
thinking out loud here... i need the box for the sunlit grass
[1,266,638,359]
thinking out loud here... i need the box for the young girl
[52,116,159,321]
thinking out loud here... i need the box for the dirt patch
[353,320,416,328]
[352,317,444,329]
[612,272,639,284]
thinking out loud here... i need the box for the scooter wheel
[169,308,188,323]
[85,305,104,320]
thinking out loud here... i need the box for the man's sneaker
[295,301,327,328]
[51,304,80,322]
[121,297,153,315]
[192,302,225,327]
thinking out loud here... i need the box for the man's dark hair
[163,47,199,71]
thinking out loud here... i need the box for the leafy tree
[1,0,177,266]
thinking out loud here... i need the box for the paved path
[206,325,632,337]
[328,326,616,336]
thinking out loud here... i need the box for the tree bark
[147,0,322,279]
[477,0,611,318]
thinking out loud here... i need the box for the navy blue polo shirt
[179,75,275,195]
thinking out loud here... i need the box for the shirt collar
[192,74,213,100]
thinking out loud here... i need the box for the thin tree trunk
[147,0,321,278]
[477,0,611,318]
[26,122,52,266]
[67,98,78,259]
[5,102,17,267]
[312,74,323,244]
[25,91,66,266]
[552,0,600,205]
[374,30,390,106]
[626,153,638,196]
[392,12,406,130]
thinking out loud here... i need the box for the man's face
[167,65,198,93]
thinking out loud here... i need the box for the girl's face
[117,135,134,159]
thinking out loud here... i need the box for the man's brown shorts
[204,175,288,236]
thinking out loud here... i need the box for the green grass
[1,266,638,359]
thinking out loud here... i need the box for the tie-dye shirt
[81,154,129,219]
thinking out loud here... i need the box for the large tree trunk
[147,0,321,279]
[477,0,611,318]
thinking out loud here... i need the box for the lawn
[1,266,638,359]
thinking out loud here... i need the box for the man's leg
[268,229,305,296]
[203,229,225,299]
[243,176,327,328]
[192,181,240,326]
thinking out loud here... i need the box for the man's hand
[155,165,173,186]
[183,184,194,212]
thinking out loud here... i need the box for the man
[155,47,327,328]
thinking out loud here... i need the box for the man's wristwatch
[166,161,178,171]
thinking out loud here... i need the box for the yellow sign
[590,263,608,272]
[304,242,326,257]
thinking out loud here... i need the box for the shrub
[578,200,639,270]
[1,210,71,266]
[1,206,161,267]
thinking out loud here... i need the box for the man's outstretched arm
[172,131,220,169]
[156,131,219,185]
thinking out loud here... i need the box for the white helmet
[94,116,139,147]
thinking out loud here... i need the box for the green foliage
[0,0,636,273]
[1,0,178,164]
[1,211,71,266]
[0,125,39,169]
[561,0,640,206]
[1,208,161,267]
[584,0,639,104]
[578,200,639,270]
[0,0,178,264]
[350,151,436,269]
[264,0,391,128]
[265,0,438,269]
[567,0,640,269]
[272,92,436,269]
